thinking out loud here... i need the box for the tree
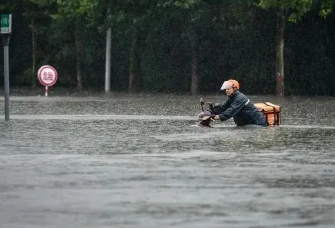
[54,0,86,90]
[160,0,210,95]
[1,0,55,87]
[160,0,258,95]
[78,0,154,93]
[77,0,113,92]
[256,0,334,97]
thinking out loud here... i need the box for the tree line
[0,0,334,96]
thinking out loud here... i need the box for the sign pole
[3,35,10,121]
[1,14,12,121]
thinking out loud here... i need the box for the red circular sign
[37,65,58,87]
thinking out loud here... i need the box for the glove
[213,115,220,120]
[202,115,215,120]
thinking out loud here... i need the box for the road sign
[1,14,12,34]
[1,14,12,120]
[37,65,58,87]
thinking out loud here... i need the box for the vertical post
[1,14,12,121]
[3,35,10,121]
[45,86,48,97]
[105,27,111,92]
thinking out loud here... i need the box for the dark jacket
[213,91,267,127]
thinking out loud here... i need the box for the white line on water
[279,124,335,129]
[4,115,335,129]
[9,114,195,120]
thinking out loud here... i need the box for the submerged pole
[3,35,11,121]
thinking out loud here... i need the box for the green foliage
[285,11,335,95]
[172,0,202,8]
[257,0,333,22]
[0,0,335,95]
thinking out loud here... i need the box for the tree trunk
[191,55,199,95]
[189,27,199,95]
[128,28,141,93]
[31,18,37,88]
[276,7,285,97]
[74,20,83,90]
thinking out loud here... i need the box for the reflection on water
[0,93,335,228]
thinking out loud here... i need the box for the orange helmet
[228,79,240,90]
[220,79,240,90]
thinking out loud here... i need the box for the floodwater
[1,90,335,228]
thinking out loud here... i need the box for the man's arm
[212,99,230,115]
[216,97,247,121]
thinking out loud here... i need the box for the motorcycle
[197,98,282,127]
[197,98,217,127]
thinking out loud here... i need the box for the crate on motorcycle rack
[254,102,281,126]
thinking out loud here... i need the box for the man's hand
[213,115,220,120]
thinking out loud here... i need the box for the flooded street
[1,91,335,228]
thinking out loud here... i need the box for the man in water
[201,79,267,127]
